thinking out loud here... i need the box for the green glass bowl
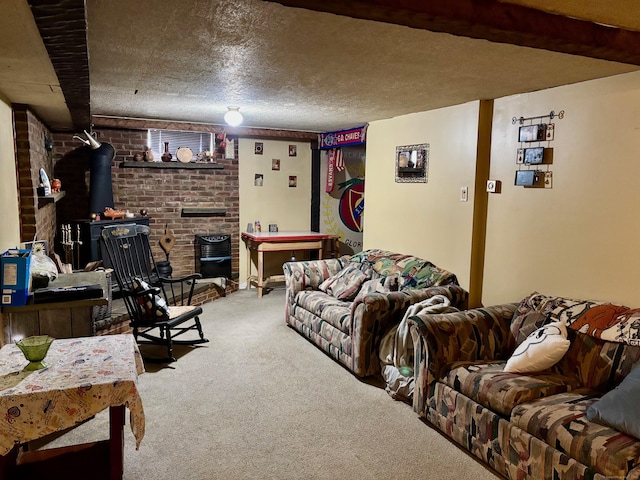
[16,335,54,371]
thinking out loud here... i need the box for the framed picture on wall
[524,147,544,165]
[514,170,542,187]
[519,124,547,142]
[395,143,429,183]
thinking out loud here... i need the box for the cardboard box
[1,249,32,306]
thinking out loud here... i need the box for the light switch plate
[516,148,524,164]
[460,186,468,202]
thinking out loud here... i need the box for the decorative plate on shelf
[176,147,193,163]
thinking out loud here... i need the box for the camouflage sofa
[282,249,468,377]
[409,292,640,480]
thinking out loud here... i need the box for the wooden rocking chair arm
[122,286,161,298]
[158,273,202,285]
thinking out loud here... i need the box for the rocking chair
[100,223,209,362]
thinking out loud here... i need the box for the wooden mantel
[92,116,319,143]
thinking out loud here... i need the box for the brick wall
[14,105,57,247]
[52,127,240,280]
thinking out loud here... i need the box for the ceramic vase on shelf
[161,142,172,162]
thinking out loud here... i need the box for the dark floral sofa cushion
[353,274,401,301]
[441,361,581,416]
[318,263,373,301]
[511,391,640,478]
[294,291,352,333]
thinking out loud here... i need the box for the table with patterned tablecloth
[0,334,145,479]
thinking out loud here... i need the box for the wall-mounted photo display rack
[513,110,564,189]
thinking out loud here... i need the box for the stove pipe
[85,132,115,216]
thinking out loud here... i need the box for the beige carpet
[42,288,501,480]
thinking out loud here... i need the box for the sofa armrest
[283,256,349,304]
[349,284,469,376]
[408,303,517,415]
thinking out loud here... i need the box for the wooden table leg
[0,445,18,479]
[257,249,264,299]
[246,243,252,290]
[109,405,125,480]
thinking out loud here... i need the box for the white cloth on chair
[379,294,459,402]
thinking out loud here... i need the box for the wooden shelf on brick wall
[120,161,224,170]
[181,207,227,217]
[37,191,65,208]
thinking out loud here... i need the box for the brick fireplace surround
[14,107,240,331]
[51,127,240,281]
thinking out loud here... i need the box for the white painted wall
[483,71,640,306]
[363,102,481,290]
[0,98,20,252]
[238,138,312,284]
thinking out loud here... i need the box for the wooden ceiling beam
[267,0,640,66]
[28,0,91,131]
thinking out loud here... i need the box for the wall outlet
[460,186,468,202]
[486,180,501,193]
[544,171,553,188]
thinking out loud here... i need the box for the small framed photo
[254,174,264,186]
[518,124,547,142]
[515,170,541,187]
[524,147,544,165]
[289,145,297,157]
[271,159,280,171]
[289,176,297,187]
[255,142,263,155]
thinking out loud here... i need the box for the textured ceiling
[1,0,640,133]
[0,0,71,128]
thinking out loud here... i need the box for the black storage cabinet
[195,234,232,278]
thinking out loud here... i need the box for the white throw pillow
[504,320,570,373]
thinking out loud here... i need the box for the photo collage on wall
[513,110,562,189]
[253,142,299,188]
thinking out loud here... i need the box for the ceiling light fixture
[224,106,243,127]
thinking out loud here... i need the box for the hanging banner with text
[318,125,368,150]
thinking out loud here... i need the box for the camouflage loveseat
[409,292,640,480]
[282,249,468,377]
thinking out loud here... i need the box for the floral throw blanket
[347,249,459,288]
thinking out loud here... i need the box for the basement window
[147,129,213,160]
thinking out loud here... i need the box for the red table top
[241,231,335,243]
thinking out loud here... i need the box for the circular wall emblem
[338,181,364,232]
